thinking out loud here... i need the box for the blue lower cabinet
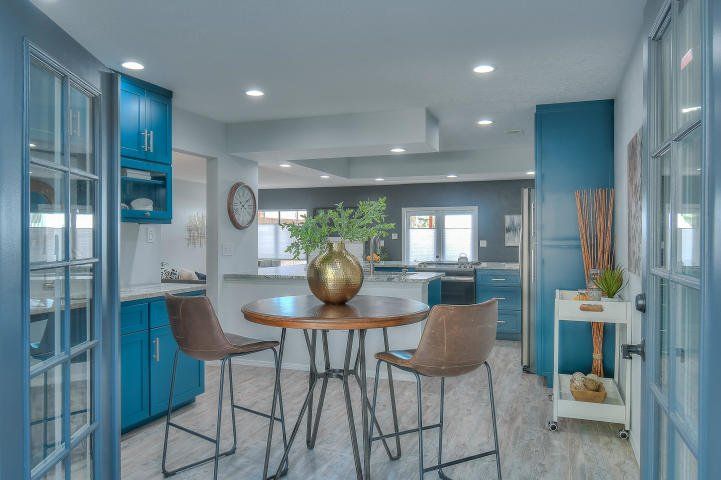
[121,291,205,431]
[149,325,205,416]
[120,330,150,431]
[476,269,522,340]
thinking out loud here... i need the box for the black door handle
[635,293,646,313]
[622,339,645,360]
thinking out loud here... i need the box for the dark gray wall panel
[259,179,534,262]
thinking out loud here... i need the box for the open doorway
[159,152,207,283]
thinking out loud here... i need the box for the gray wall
[0,0,118,477]
[259,179,534,262]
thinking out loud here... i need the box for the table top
[242,295,430,330]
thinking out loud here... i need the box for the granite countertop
[225,264,443,284]
[475,262,520,270]
[120,283,206,302]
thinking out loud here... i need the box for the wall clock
[227,182,257,230]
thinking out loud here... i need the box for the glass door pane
[673,284,700,428]
[29,60,63,166]
[30,165,66,264]
[653,150,672,269]
[655,17,674,147]
[30,365,64,468]
[677,0,702,126]
[70,175,95,260]
[674,127,701,278]
[30,268,65,365]
[68,85,94,174]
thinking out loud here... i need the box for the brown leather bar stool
[369,300,502,479]
[162,294,287,480]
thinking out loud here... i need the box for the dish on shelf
[130,198,153,211]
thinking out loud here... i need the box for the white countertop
[120,283,206,302]
[225,265,443,284]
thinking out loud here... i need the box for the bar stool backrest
[409,299,498,377]
[165,294,235,361]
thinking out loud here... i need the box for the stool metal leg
[212,358,227,480]
[382,328,402,460]
[162,352,236,477]
[415,373,425,480]
[437,377,447,479]
[485,361,502,480]
[227,360,238,453]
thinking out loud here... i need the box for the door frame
[641,0,720,477]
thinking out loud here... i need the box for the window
[258,210,307,260]
[402,207,478,263]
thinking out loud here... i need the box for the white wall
[159,178,206,274]
[614,36,645,461]
[119,223,162,287]
[173,107,259,315]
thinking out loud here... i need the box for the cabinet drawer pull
[149,130,154,152]
[154,337,160,362]
[497,320,506,324]
[144,211,151,217]
[491,278,506,281]
[495,297,506,301]
[141,129,149,151]
[579,304,604,312]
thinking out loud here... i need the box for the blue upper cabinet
[119,75,173,223]
[119,75,172,164]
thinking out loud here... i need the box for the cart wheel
[547,421,559,432]
[618,429,630,440]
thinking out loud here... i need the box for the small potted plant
[282,198,394,304]
[593,267,626,300]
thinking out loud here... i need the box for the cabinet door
[149,326,204,416]
[120,331,150,430]
[120,302,148,335]
[145,92,171,164]
[120,158,172,223]
[119,81,147,160]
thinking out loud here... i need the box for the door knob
[622,339,645,360]
[635,293,646,313]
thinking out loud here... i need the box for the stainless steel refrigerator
[521,187,536,373]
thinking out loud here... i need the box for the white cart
[548,289,632,438]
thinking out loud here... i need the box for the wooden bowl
[570,383,607,403]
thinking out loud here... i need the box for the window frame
[402,206,478,263]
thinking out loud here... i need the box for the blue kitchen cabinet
[121,157,172,223]
[476,269,521,340]
[120,291,205,432]
[119,75,172,164]
[120,330,150,431]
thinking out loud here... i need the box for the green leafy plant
[593,267,626,298]
[282,198,395,260]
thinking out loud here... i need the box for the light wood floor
[121,340,639,479]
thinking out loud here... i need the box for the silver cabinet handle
[144,211,151,217]
[149,130,154,152]
[491,278,506,281]
[75,111,81,136]
[154,337,160,362]
[497,320,506,324]
[141,129,148,151]
[495,297,506,301]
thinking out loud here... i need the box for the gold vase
[307,241,364,304]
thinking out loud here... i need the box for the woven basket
[570,383,607,403]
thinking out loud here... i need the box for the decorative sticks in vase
[575,188,615,377]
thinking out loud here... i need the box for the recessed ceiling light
[526,170,535,175]
[320,175,330,179]
[121,61,144,70]
[29,143,37,148]
[375,178,385,182]
[473,65,495,74]
[245,89,265,97]
[279,163,291,168]
[477,119,494,126]
[446,174,458,178]
[390,147,406,153]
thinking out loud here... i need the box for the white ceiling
[33,0,645,187]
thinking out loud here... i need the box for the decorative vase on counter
[307,241,363,304]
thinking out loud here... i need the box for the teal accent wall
[535,100,616,386]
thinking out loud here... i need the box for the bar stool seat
[225,333,279,355]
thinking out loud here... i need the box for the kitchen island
[218,265,442,376]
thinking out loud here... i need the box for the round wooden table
[242,295,429,480]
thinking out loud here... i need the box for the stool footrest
[422,449,498,473]
[232,403,283,422]
[371,422,440,442]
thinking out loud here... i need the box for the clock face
[227,182,257,229]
